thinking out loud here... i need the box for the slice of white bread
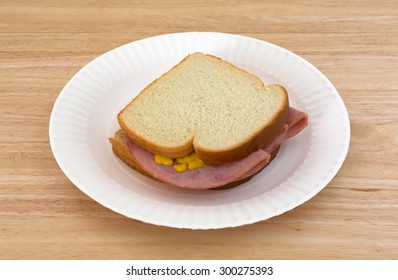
[118,52,288,164]
[109,129,281,190]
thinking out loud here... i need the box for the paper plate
[49,32,350,229]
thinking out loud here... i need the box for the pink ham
[127,138,271,189]
[262,107,308,153]
[126,106,308,189]
[240,107,308,181]
[286,107,309,139]
[263,125,288,153]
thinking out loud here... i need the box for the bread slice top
[118,53,288,164]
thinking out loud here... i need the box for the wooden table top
[1,0,397,260]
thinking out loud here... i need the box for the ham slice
[263,125,288,154]
[126,106,308,189]
[127,138,271,189]
[286,107,309,139]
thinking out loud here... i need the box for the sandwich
[109,53,308,190]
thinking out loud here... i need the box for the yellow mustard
[154,152,206,172]
[178,153,206,170]
[154,154,173,166]
[173,163,188,172]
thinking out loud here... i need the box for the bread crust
[118,53,289,164]
[108,129,281,190]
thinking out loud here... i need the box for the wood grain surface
[0,0,397,260]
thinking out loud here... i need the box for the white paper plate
[49,32,350,229]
